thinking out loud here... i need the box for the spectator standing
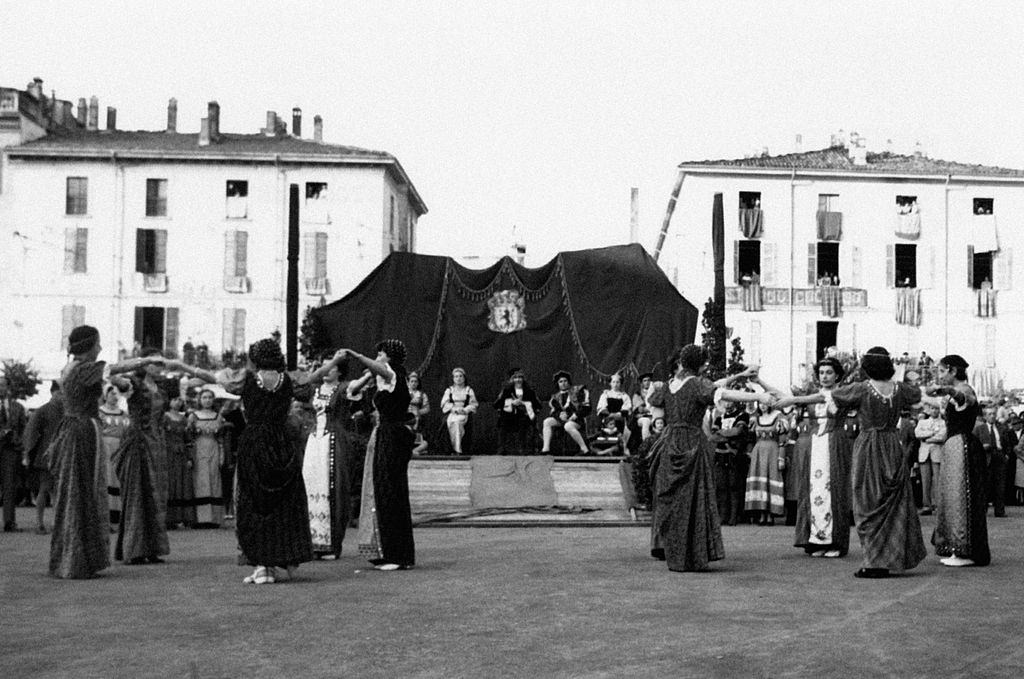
[0,375,28,531]
[974,404,1011,518]
[914,403,946,516]
[22,382,64,534]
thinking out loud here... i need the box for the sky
[3,1,1024,264]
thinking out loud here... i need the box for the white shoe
[375,563,400,571]
[941,556,975,567]
[822,550,841,558]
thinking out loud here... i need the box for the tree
[2,359,42,401]
[727,337,746,376]
[299,306,331,363]
[700,297,727,380]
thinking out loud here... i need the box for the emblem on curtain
[487,289,527,334]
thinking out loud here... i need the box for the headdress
[375,339,407,367]
[249,338,286,370]
[67,325,99,356]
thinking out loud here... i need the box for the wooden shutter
[316,232,328,278]
[222,308,236,351]
[807,242,817,285]
[75,228,88,273]
[761,242,777,286]
[234,309,246,350]
[994,248,1013,290]
[64,228,77,273]
[224,231,237,279]
[61,305,74,350]
[155,229,168,273]
[850,246,862,288]
[135,230,146,272]
[733,240,740,284]
[885,244,895,288]
[805,322,816,368]
[967,245,975,288]
[163,307,179,357]
[748,319,761,366]
[920,245,935,289]
[133,307,145,345]
[302,232,317,278]
[837,321,857,355]
[985,324,997,368]
[235,231,248,277]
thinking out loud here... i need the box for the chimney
[292,107,302,137]
[62,101,73,126]
[313,115,323,143]
[886,138,894,153]
[167,98,177,133]
[53,98,65,125]
[87,96,99,131]
[199,117,210,147]
[77,98,87,126]
[105,107,117,131]
[851,140,867,165]
[761,146,769,157]
[914,140,924,157]
[274,114,286,135]
[25,77,43,100]
[794,134,802,153]
[207,101,220,141]
[264,110,276,136]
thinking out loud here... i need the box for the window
[739,191,761,209]
[894,243,917,288]
[64,227,88,273]
[66,177,88,215]
[0,91,16,112]
[304,182,329,223]
[896,195,917,210]
[816,194,842,240]
[60,305,86,351]
[222,308,247,352]
[146,178,168,216]
[135,229,168,274]
[735,240,761,283]
[969,247,994,289]
[303,231,329,294]
[973,198,993,215]
[809,242,840,285]
[815,321,838,362]
[224,230,250,293]
[226,180,248,219]
[818,194,839,212]
[133,306,179,356]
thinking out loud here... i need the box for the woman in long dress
[47,325,159,579]
[343,340,416,571]
[188,389,226,527]
[743,404,789,526]
[301,360,353,559]
[98,386,130,526]
[439,367,478,455]
[648,345,767,572]
[173,341,341,584]
[779,347,926,578]
[114,350,172,565]
[791,357,853,558]
[925,354,990,567]
[164,397,195,529]
[493,368,541,456]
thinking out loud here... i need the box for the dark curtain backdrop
[311,244,698,453]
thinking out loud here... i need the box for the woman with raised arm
[921,355,990,567]
[648,344,771,572]
[342,340,416,570]
[172,340,343,584]
[776,347,926,578]
[47,325,161,579]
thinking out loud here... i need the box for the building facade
[0,88,426,375]
[664,143,1024,392]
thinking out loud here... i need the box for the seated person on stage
[629,416,665,510]
[630,372,655,444]
[595,373,632,451]
[407,371,430,455]
[541,370,591,456]
[440,367,478,454]
[493,368,541,455]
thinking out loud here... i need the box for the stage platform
[408,455,651,527]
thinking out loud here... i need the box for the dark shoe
[146,556,165,564]
[127,557,147,565]
[651,548,666,561]
[919,508,933,516]
[854,568,891,579]
[3,523,20,532]
[994,511,1006,518]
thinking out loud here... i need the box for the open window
[304,182,330,223]
[735,240,761,284]
[893,243,917,288]
[739,191,761,209]
[146,178,168,217]
[973,198,994,215]
[969,246,993,289]
[808,242,840,285]
[738,191,764,237]
[133,306,179,356]
[896,195,917,212]
[226,180,248,219]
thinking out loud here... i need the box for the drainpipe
[789,168,796,385]
[943,173,951,355]
[112,151,126,359]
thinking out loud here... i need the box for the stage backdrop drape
[310,244,698,454]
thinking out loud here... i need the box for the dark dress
[830,381,927,571]
[493,384,541,455]
[234,372,314,568]
[358,367,415,567]
[932,397,990,565]
[793,396,853,556]
[164,412,196,528]
[114,379,170,562]
[648,377,724,572]
[47,360,110,579]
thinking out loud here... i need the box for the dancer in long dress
[343,340,416,571]
[301,357,354,559]
[778,347,926,578]
[164,397,196,529]
[47,326,160,579]
[922,355,990,567]
[743,404,789,526]
[172,341,340,584]
[188,389,226,527]
[98,386,129,526]
[648,345,769,572]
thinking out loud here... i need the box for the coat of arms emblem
[487,289,527,334]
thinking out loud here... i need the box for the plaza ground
[1,507,1022,679]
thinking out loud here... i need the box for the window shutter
[302,232,317,278]
[985,324,997,368]
[967,245,975,288]
[761,242,777,286]
[994,248,1013,290]
[155,229,168,273]
[75,228,88,273]
[807,242,817,285]
[224,231,237,280]
[61,305,74,350]
[920,245,935,289]
[235,231,248,277]
[733,240,739,284]
[64,228,77,273]
[748,319,761,366]
[222,308,236,351]
[163,307,179,357]
[805,322,816,368]
[885,244,895,288]
[133,307,144,345]
[316,232,328,278]
[837,321,857,355]
[73,305,85,328]
[135,230,146,272]
[850,246,862,288]
[234,309,246,351]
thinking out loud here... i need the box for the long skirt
[302,428,351,558]
[102,433,122,525]
[794,431,852,555]
[357,421,415,567]
[851,430,927,571]
[193,435,224,526]
[114,429,170,562]
[48,417,110,578]
[744,439,785,515]
[932,433,990,565]
[649,425,724,572]
[165,438,195,527]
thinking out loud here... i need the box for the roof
[679,145,1024,179]
[6,129,427,213]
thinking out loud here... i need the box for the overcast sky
[4,1,1024,263]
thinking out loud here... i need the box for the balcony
[725,286,867,309]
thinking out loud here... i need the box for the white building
[0,86,426,375]
[663,142,1024,392]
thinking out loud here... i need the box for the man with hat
[630,372,655,446]
[540,370,591,455]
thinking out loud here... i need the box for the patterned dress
[48,360,110,578]
[793,394,853,555]
[302,382,352,558]
[830,381,927,571]
[98,406,130,525]
[932,397,990,565]
[744,411,788,516]
[113,378,170,562]
[164,412,196,528]
[190,412,226,526]
[648,377,724,572]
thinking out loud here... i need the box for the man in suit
[22,381,64,534]
[540,371,591,455]
[974,404,1011,517]
[0,375,29,532]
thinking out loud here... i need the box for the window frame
[65,176,88,216]
[145,178,169,217]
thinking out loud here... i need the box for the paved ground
[1,506,1022,679]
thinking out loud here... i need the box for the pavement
[1,506,1022,679]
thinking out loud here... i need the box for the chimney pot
[77,98,87,126]
[87,96,99,131]
[265,110,276,136]
[199,117,211,147]
[761,146,769,157]
[313,115,323,143]
[292,107,302,137]
[167,98,178,133]
[207,101,220,141]
[25,78,43,100]
[105,106,116,131]
[795,134,803,153]
[62,101,73,126]
[274,114,286,135]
